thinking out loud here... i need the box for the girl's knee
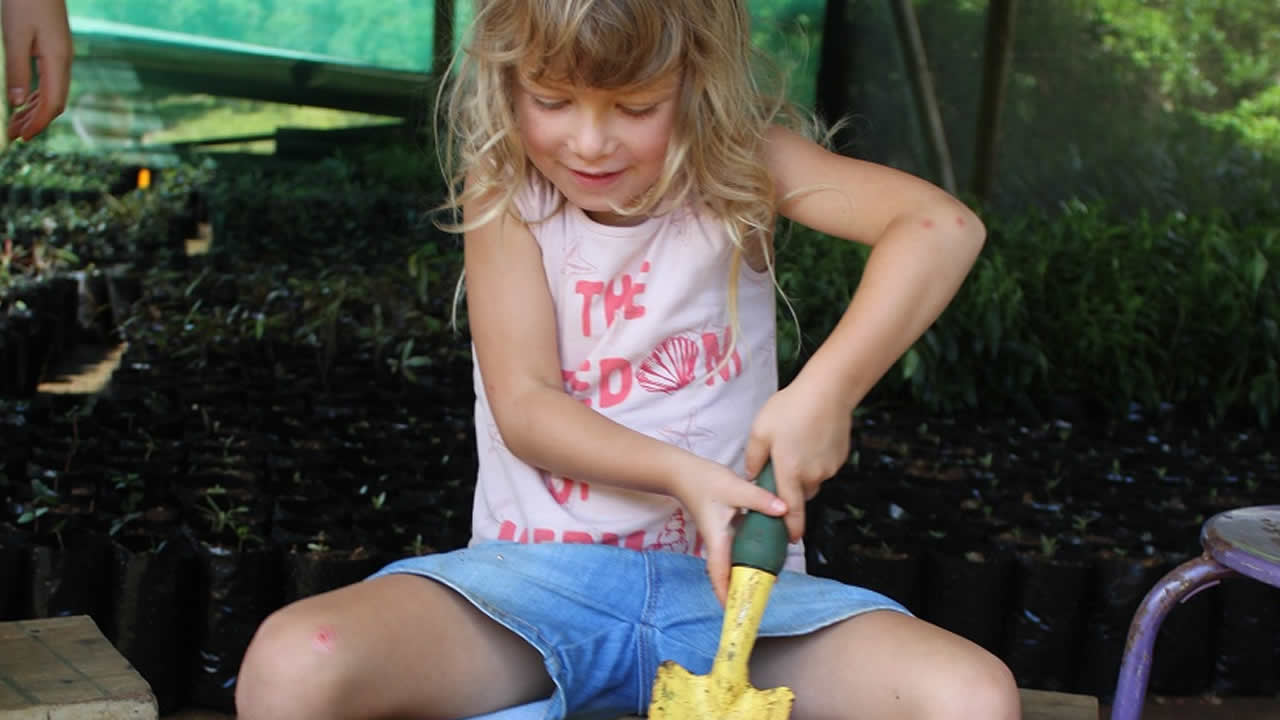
[236,605,352,720]
[934,649,1020,720]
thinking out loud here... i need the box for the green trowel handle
[730,462,789,576]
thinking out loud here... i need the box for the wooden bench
[1017,688,1098,720]
[158,689,1095,719]
[0,615,158,720]
[0,616,1096,720]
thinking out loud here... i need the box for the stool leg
[1109,554,1235,720]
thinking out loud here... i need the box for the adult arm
[3,0,72,140]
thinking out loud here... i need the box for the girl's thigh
[750,610,1019,720]
[237,574,554,720]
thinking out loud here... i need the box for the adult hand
[743,378,853,543]
[3,0,72,141]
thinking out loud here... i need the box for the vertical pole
[0,51,8,149]
[888,0,956,194]
[972,0,1018,204]
[432,0,455,78]
[815,0,852,128]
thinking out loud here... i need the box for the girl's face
[515,71,680,226]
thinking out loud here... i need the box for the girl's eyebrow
[519,73,680,100]
[520,75,567,91]
[630,75,681,97]
[619,87,675,104]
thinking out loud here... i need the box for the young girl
[236,1,1021,719]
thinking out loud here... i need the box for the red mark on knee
[956,215,967,227]
[922,219,936,229]
[312,626,337,653]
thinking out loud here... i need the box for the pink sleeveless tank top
[469,179,805,569]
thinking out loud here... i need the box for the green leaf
[901,347,921,381]
[1247,249,1268,296]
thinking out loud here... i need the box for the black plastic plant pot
[7,185,31,206]
[1210,576,1279,696]
[281,547,387,604]
[1003,552,1093,692]
[1146,553,1216,696]
[0,404,30,483]
[107,535,191,716]
[19,316,51,396]
[0,535,28,620]
[189,541,282,714]
[0,315,12,395]
[26,532,111,627]
[29,186,53,208]
[44,274,82,358]
[67,189,101,205]
[839,543,926,617]
[75,270,115,343]
[104,267,143,330]
[1,310,37,396]
[923,548,1013,656]
[1076,552,1167,699]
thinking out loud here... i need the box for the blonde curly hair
[439,0,809,342]
[455,1,806,235]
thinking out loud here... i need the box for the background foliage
[38,1,1280,426]
[834,0,1279,218]
[786,0,1279,425]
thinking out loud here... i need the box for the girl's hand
[743,378,853,543]
[670,458,788,607]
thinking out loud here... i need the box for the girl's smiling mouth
[569,168,625,187]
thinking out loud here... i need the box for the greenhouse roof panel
[71,17,362,65]
[65,0,441,72]
[70,17,431,118]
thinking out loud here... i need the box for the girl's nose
[568,112,613,160]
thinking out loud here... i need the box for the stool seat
[1201,505,1280,585]
[1111,505,1280,720]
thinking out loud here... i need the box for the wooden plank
[0,615,157,719]
[1021,688,1098,720]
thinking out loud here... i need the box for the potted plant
[186,484,278,714]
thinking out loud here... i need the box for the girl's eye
[619,104,657,117]
[533,97,568,111]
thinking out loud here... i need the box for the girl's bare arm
[742,127,985,541]
[765,125,985,415]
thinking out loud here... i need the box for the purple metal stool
[1110,505,1280,720]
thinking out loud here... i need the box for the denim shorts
[369,542,907,720]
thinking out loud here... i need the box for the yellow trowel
[647,462,795,720]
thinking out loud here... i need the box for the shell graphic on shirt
[637,335,700,394]
[651,507,690,553]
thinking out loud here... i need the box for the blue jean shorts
[369,542,907,720]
